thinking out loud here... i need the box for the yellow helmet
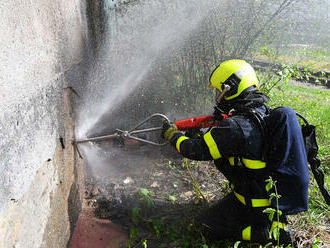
[209,60,259,100]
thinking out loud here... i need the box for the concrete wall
[0,1,89,247]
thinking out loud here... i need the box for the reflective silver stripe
[203,131,221,159]
[235,64,252,79]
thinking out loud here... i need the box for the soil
[81,144,227,247]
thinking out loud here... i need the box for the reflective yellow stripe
[203,131,221,159]
[242,158,266,169]
[234,191,246,205]
[231,184,246,204]
[176,136,189,153]
[232,184,270,207]
[228,157,235,166]
[251,198,271,207]
[242,226,251,240]
[271,221,288,232]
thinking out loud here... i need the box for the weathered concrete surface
[0,1,88,247]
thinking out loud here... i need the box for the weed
[264,177,283,247]
[138,188,154,207]
[128,226,139,248]
[182,158,209,204]
[168,195,177,204]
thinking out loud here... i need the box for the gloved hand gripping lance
[162,113,230,143]
[163,85,232,141]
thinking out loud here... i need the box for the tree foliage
[147,0,306,115]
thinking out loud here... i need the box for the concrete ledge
[42,88,85,247]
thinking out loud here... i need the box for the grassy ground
[267,81,330,247]
[254,47,330,72]
[268,81,329,165]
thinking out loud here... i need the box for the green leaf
[131,207,141,225]
[313,237,320,248]
[269,192,281,200]
[272,227,280,241]
[139,188,151,197]
[169,195,177,203]
[263,208,275,221]
[265,182,273,192]
[264,242,274,248]
[276,209,282,216]
[263,208,274,214]
[234,241,241,248]
[129,226,139,240]
[142,239,148,248]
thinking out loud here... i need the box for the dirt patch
[84,150,227,212]
[79,146,227,247]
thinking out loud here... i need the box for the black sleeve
[209,118,245,157]
[170,132,213,161]
[169,118,245,161]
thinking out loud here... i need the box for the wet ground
[71,144,227,247]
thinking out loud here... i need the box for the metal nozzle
[216,84,231,103]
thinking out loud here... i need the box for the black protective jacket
[170,105,309,214]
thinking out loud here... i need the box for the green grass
[280,48,330,72]
[268,82,330,166]
[267,82,330,245]
[254,47,330,72]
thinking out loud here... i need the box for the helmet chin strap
[216,84,231,103]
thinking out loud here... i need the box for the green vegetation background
[268,82,330,241]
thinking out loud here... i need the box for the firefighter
[162,60,309,245]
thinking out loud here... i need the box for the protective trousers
[198,193,293,245]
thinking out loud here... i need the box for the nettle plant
[263,177,284,247]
